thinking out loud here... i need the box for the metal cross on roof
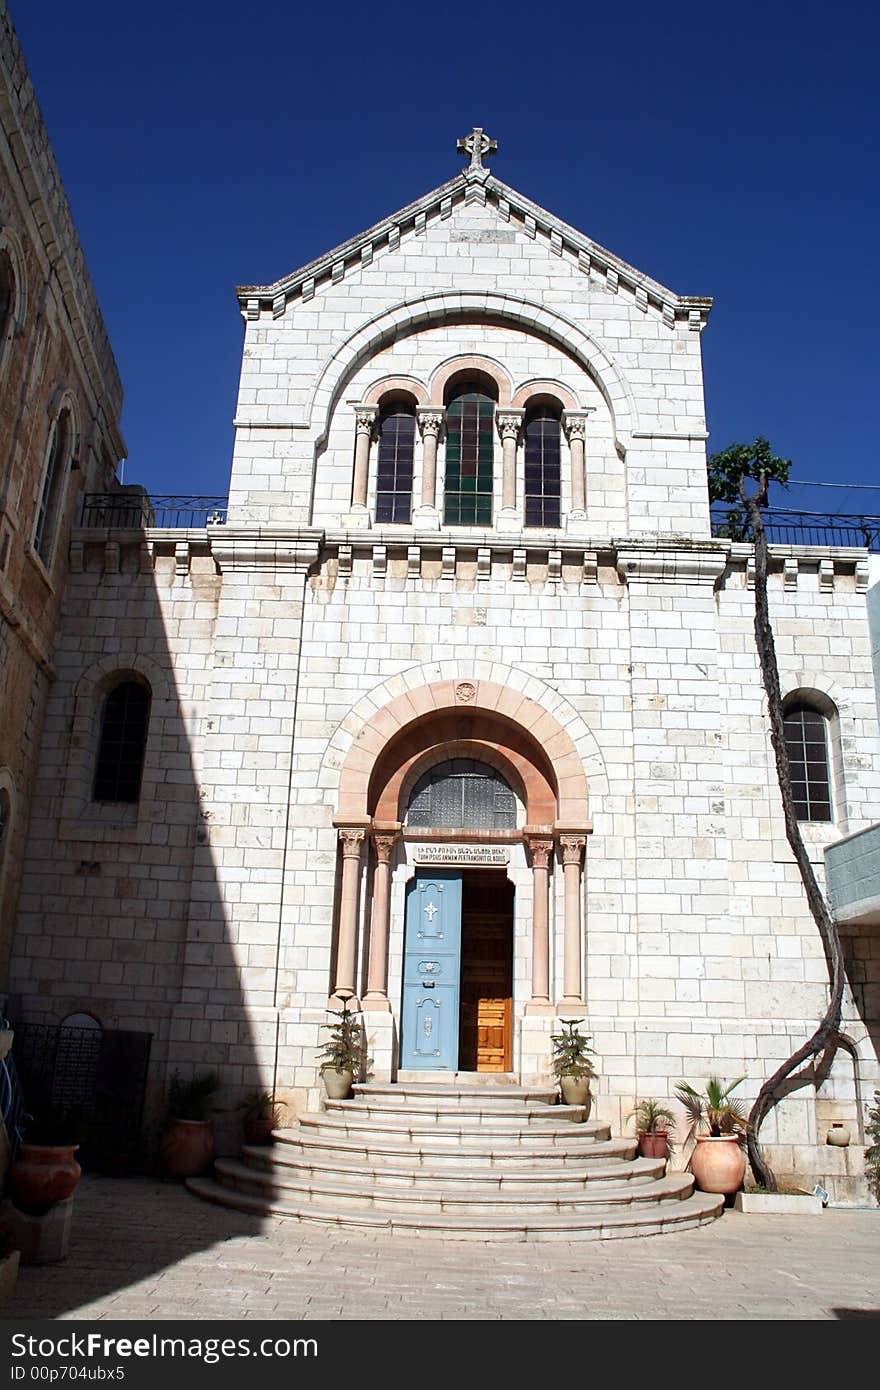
[457,127,498,172]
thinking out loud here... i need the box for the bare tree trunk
[741,480,846,1190]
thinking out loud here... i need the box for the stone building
[0,1,124,976]
[4,114,879,1204]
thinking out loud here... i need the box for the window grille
[375,408,415,523]
[783,703,832,822]
[444,384,494,526]
[92,680,151,803]
[524,408,562,527]
[407,758,517,829]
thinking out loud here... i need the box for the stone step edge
[187,1178,724,1239]
[272,1132,635,1162]
[214,1158,693,1209]
[352,1085,559,1101]
[324,1100,588,1120]
[242,1146,664,1186]
[295,1116,612,1138]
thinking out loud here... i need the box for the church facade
[6,126,879,1193]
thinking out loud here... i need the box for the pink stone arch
[336,678,590,827]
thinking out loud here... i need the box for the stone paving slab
[4,1177,879,1321]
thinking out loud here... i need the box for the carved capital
[562,410,592,443]
[338,827,366,859]
[527,837,554,871]
[559,834,586,867]
[372,832,398,863]
[495,409,524,443]
[353,405,379,437]
[416,408,445,440]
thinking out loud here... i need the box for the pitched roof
[236,162,712,332]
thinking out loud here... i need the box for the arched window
[0,788,10,872]
[783,703,832,822]
[375,404,415,523]
[406,759,517,829]
[523,407,562,527]
[0,249,15,351]
[92,679,152,803]
[34,406,73,564]
[444,381,495,526]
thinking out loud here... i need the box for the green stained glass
[444,384,495,526]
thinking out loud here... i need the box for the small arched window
[92,679,152,803]
[375,405,415,523]
[34,406,73,564]
[406,758,517,830]
[783,703,832,822]
[444,381,495,526]
[523,407,562,527]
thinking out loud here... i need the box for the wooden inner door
[458,870,514,1072]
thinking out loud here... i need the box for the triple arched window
[782,701,833,823]
[92,679,152,804]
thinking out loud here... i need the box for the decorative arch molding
[308,291,637,445]
[73,654,172,709]
[0,226,27,375]
[778,671,849,718]
[362,375,429,408]
[428,354,513,406]
[324,662,604,827]
[512,379,579,411]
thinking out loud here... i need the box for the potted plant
[242,1090,281,1146]
[675,1076,749,1195]
[8,1105,83,1214]
[317,1002,364,1100]
[0,1017,14,1062]
[550,1019,596,1113]
[629,1098,676,1159]
[158,1071,219,1178]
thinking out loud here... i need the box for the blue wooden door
[401,870,462,1070]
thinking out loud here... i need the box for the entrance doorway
[459,871,513,1072]
[401,867,514,1072]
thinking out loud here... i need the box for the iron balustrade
[710,507,880,551]
[80,493,228,529]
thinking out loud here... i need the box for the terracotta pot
[9,1144,82,1214]
[243,1114,277,1146]
[638,1131,670,1160]
[158,1118,214,1178]
[322,1068,353,1100]
[690,1134,747,1194]
[559,1076,592,1115]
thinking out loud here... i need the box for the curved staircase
[188,1081,723,1240]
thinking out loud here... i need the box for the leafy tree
[707,438,845,1192]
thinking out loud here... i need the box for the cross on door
[423,900,439,922]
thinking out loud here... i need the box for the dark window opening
[0,250,14,346]
[406,758,517,829]
[523,408,562,527]
[783,703,832,822]
[34,408,72,562]
[444,383,495,526]
[92,680,151,803]
[375,407,415,523]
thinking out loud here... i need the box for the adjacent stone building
[3,109,878,1197]
[0,1,124,976]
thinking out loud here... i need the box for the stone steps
[188,1176,724,1242]
[187,1080,724,1241]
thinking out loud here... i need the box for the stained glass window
[783,704,832,822]
[444,383,494,526]
[524,408,562,527]
[92,681,152,803]
[375,407,415,523]
[407,759,517,829]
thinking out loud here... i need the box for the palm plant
[675,1077,748,1147]
[629,1098,676,1136]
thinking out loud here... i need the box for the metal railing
[81,493,228,529]
[711,507,880,551]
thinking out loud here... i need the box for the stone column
[526,837,554,1012]
[347,405,378,527]
[558,834,586,1010]
[333,827,366,1001]
[363,832,397,1011]
[562,410,593,530]
[416,409,444,519]
[496,409,524,530]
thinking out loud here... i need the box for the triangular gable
[236,158,712,333]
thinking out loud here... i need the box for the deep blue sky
[12,0,880,511]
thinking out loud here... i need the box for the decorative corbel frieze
[407,546,421,581]
[819,558,834,592]
[615,544,728,586]
[332,260,344,284]
[606,268,619,293]
[272,293,285,319]
[372,545,387,578]
[524,215,536,239]
[477,547,491,580]
[415,211,426,235]
[582,552,598,585]
[662,303,675,329]
[440,197,453,219]
[388,226,400,250]
[783,558,798,591]
[578,250,591,276]
[548,549,562,584]
[244,298,260,321]
[361,243,373,267]
[302,278,315,302]
[550,231,563,256]
[441,547,456,581]
[498,199,510,221]
[855,558,869,592]
[635,287,648,312]
[338,544,352,579]
[513,548,527,583]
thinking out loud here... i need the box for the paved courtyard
[4,1176,879,1320]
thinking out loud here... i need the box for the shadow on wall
[5,525,274,1309]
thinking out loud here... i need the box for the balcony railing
[80,493,228,529]
[711,507,880,551]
